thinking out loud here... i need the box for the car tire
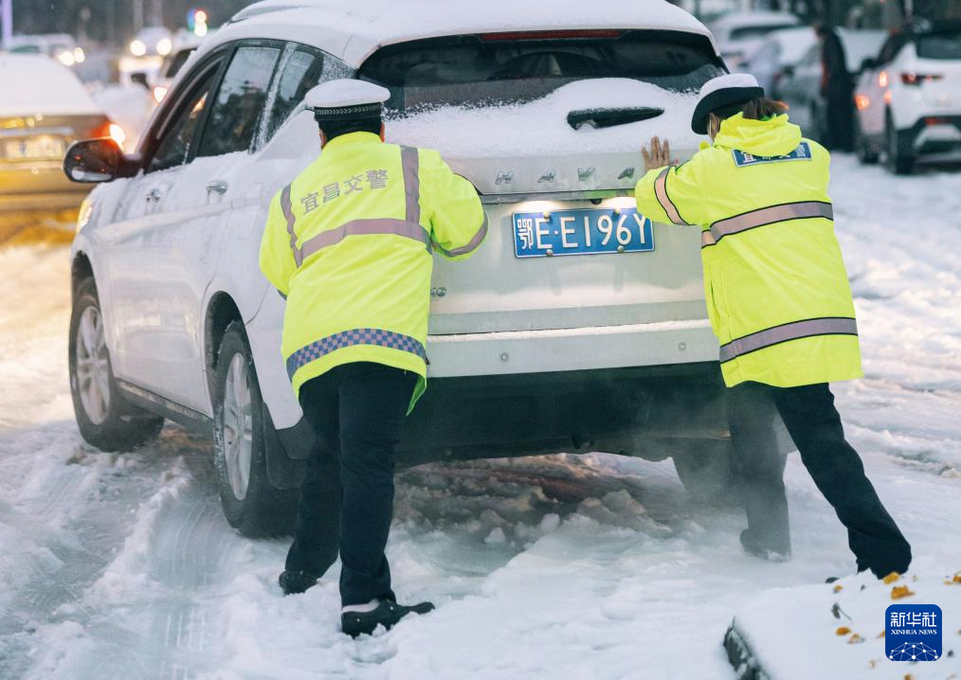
[885,112,915,174]
[672,440,739,505]
[69,278,164,451]
[213,321,296,537]
[855,119,879,164]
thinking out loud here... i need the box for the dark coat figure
[817,25,855,151]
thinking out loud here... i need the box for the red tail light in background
[901,72,943,86]
[92,121,127,148]
[854,94,871,111]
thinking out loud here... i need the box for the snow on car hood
[386,79,702,195]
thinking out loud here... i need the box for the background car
[854,20,961,173]
[776,28,887,141]
[4,32,85,67]
[740,25,817,96]
[709,11,800,70]
[0,54,123,214]
[118,26,172,87]
[65,1,796,536]
[147,31,210,104]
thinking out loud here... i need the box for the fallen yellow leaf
[833,584,843,593]
[877,631,886,638]
[883,572,900,584]
[904,675,912,680]
[848,633,864,644]
[891,585,914,600]
[837,626,852,636]
[953,573,961,584]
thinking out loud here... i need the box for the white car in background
[776,28,887,141]
[854,20,961,173]
[709,11,800,70]
[63,0,766,536]
[740,26,817,96]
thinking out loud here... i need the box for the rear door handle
[206,180,229,195]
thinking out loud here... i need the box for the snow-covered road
[0,156,958,679]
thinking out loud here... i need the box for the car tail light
[854,94,871,111]
[92,121,127,148]
[480,30,623,41]
[879,70,889,88]
[901,72,943,86]
[925,117,950,126]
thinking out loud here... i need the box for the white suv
[65,0,737,535]
[854,20,961,173]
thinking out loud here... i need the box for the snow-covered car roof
[203,0,717,69]
[0,54,101,117]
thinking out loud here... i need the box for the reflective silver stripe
[401,146,420,224]
[280,184,302,266]
[701,229,716,248]
[300,218,431,259]
[718,317,858,363]
[653,167,689,226]
[432,212,489,258]
[709,201,833,246]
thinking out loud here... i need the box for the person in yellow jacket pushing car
[635,73,911,578]
[260,79,487,636]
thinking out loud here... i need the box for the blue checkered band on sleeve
[286,328,428,380]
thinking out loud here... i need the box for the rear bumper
[0,163,91,212]
[268,358,731,487]
[903,115,961,158]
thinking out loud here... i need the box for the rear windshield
[359,30,723,114]
[917,30,961,60]
[729,24,796,41]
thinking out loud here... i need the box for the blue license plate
[512,208,654,258]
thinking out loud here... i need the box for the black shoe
[740,529,791,562]
[279,570,319,595]
[341,599,435,637]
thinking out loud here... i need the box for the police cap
[305,79,391,122]
[691,73,765,135]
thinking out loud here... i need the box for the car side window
[147,68,219,173]
[263,48,326,141]
[197,45,281,158]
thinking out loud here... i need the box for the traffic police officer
[259,79,488,636]
[634,74,912,578]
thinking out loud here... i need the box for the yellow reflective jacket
[259,131,487,410]
[635,113,862,388]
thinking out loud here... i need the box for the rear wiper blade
[567,107,664,130]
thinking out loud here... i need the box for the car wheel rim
[75,305,110,425]
[222,352,253,501]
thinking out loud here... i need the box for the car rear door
[360,31,724,338]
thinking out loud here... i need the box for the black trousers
[727,382,912,577]
[284,362,416,606]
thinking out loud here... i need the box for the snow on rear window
[360,31,722,114]
[387,78,701,158]
[0,55,100,116]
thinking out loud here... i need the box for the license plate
[5,136,65,160]
[513,208,654,258]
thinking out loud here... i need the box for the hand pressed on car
[641,136,679,173]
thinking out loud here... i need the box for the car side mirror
[63,138,137,183]
[860,57,876,72]
[130,71,150,90]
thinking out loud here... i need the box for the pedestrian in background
[633,73,911,578]
[259,79,488,636]
[815,22,855,151]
